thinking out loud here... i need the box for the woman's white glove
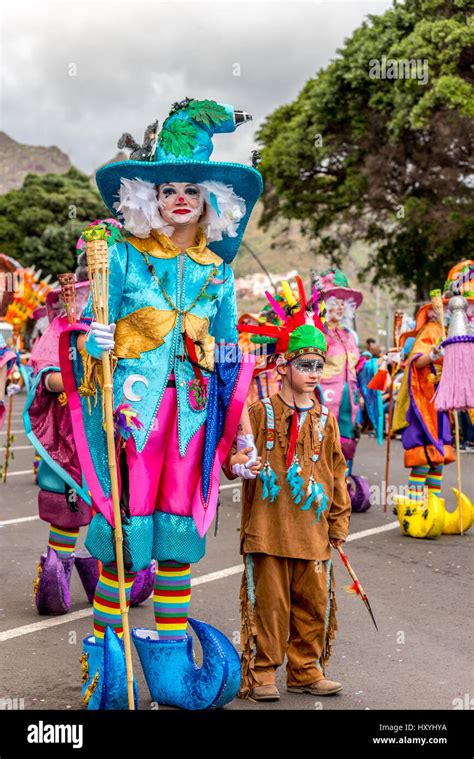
[236,433,258,467]
[85,322,116,359]
[429,344,444,362]
[231,460,258,480]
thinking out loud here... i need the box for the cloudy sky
[1,0,393,173]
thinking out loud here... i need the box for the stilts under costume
[59,98,262,709]
[233,282,351,697]
[393,264,474,537]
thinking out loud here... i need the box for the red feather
[237,323,283,339]
[286,410,299,468]
[295,276,307,311]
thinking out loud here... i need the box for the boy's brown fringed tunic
[240,394,351,561]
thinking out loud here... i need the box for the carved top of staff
[393,311,404,348]
[58,273,77,325]
[86,237,109,325]
[430,288,446,339]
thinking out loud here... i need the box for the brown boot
[288,679,342,696]
[250,684,281,701]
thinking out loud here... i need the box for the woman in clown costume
[59,98,261,710]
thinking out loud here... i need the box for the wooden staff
[384,311,404,511]
[3,318,22,483]
[86,237,135,710]
[430,289,463,535]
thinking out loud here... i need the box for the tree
[0,167,109,277]
[257,0,473,300]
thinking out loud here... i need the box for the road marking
[0,610,94,641]
[0,515,40,526]
[0,520,400,642]
[193,565,244,586]
[0,429,27,435]
[346,522,399,541]
[0,445,33,452]
[0,469,34,479]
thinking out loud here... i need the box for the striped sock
[154,561,191,641]
[408,465,429,503]
[426,465,443,496]
[93,564,135,642]
[48,525,79,558]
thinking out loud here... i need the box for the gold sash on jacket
[114,307,215,372]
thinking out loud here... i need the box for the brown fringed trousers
[239,553,337,696]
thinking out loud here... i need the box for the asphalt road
[0,394,473,712]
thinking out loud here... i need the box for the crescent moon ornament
[123,374,149,402]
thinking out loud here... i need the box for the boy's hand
[231,447,262,479]
[329,537,345,549]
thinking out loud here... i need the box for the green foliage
[159,118,198,157]
[258,0,473,300]
[0,167,108,277]
[186,99,229,128]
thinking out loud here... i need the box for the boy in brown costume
[228,285,351,701]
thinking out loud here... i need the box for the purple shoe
[130,561,155,607]
[75,551,100,604]
[33,546,75,615]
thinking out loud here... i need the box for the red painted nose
[177,195,185,203]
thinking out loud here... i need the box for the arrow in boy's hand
[336,545,378,632]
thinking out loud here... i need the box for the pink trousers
[124,377,205,519]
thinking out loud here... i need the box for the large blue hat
[96,98,263,263]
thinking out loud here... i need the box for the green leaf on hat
[187,99,229,128]
[158,119,198,158]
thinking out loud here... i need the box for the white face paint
[157,182,204,228]
[326,296,345,323]
[123,374,149,402]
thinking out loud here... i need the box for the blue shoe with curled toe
[132,618,241,710]
[80,625,138,710]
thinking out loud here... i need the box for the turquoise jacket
[82,229,238,455]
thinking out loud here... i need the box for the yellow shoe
[442,489,474,534]
[425,492,446,537]
[393,495,437,539]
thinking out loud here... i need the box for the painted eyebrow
[161,184,199,189]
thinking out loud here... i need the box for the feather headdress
[237,275,327,361]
